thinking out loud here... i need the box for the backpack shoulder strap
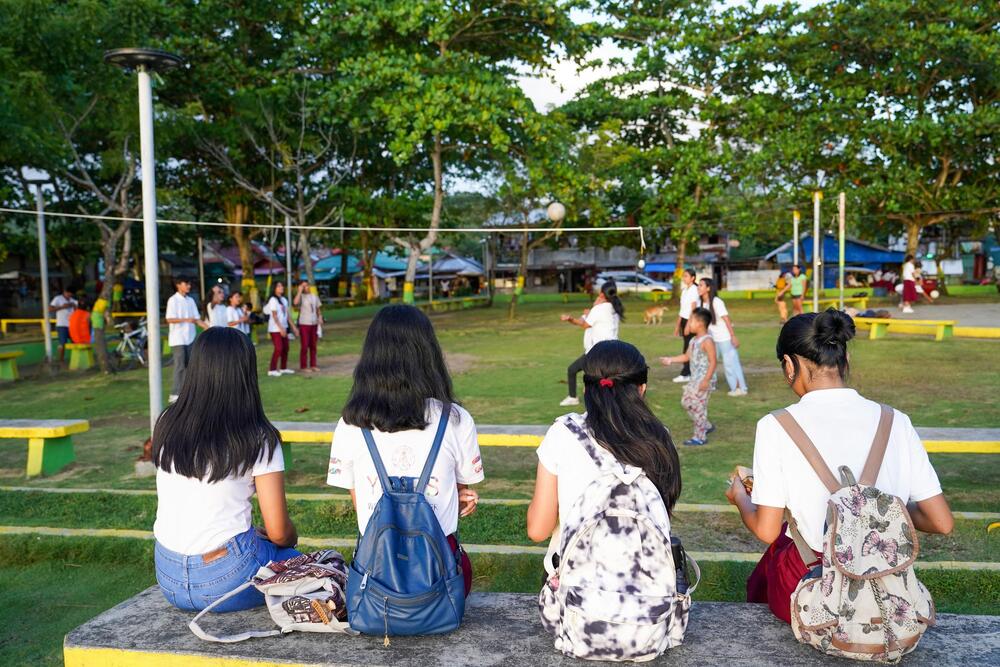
[770,409,840,494]
[361,428,392,494]
[859,404,894,486]
[559,414,614,471]
[188,580,280,643]
[417,401,452,494]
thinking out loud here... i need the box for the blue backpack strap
[416,401,452,494]
[361,427,392,493]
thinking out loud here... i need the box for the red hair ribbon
[599,378,614,388]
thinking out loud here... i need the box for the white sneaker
[559,396,580,407]
[672,375,691,383]
[280,368,295,374]
[902,306,914,314]
[268,370,281,377]
[728,388,748,397]
[168,394,179,403]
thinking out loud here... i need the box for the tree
[318,0,586,303]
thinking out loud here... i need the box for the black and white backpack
[539,414,699,662]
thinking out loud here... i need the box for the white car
[594,272,671,294]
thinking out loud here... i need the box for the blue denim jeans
[715,339,748,392]
[154,527,300,612]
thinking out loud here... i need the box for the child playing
[661,307,717,445]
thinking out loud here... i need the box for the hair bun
[812,308,856,346]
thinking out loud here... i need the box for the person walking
[698,278,748,396]
[672,268,699,383]
[50,286,78,363]
[558,280,624,407]
[774,270,790,324]
[165,277,206,402]
[900,254,917,313]
[293,279,322,372]
[788,264,808,316]
[225,291,251,337]
[725,310,953,624]
[264,281,298,377]
[661,307,717,445]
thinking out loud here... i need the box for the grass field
[1,295,998,664]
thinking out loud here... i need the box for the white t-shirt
[226,305,250,334]
[208,302,229,328]
[51,295,77,328]
[264,296,289,333]
[536,413,604,528]
[326,399,484,536]
[165,293,199,347]
[751,388,942,552]
[703,296,731,342]
[583,302,620,353]
[902,262,915,281]
[678,283,699,320]
[153,444,285,554]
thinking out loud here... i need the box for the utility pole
[838,192,846,310]
[792,209,800,267]
[812,191,822,312]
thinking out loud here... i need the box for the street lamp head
[546,201,566,223]
[104,48,183,72]
[637,258,646,270]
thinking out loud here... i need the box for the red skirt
[746,524,821,624]
[447,534,472,597]
[902,280,918,302]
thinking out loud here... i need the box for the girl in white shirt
[264,281,298,377]
[152,327,299,612]
[697,277,748,396]
[725,309,953,624]
[327,305,484,597]
[225,291,251,336]
[558,280,624,407]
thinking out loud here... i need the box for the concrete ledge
[65,588,1000,666]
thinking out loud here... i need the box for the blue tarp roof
[767,234,904,266]
[644,262,676,274]
[302,254,362,281]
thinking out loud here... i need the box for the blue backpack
[347,402,466,644]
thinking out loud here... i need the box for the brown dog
[643,305,667,325]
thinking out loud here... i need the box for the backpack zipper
[360,570,369,591]
[382,596,390,647]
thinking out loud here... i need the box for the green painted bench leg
[283,443,293,470]
[0,358,19,381]
[936,325,953,341]
[69,348,94,370]
[26,435,76,477]
[869,323,886,340]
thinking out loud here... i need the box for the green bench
[855,318,956,342]
[0,350,25,380]
[0,419,89,477]
[66,343,94,370]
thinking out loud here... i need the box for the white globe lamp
[637,258,646,270]
[546,202,566,223]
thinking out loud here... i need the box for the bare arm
[907,494,954,535]
[560,314,591,329]
[723,315,738,347]
[700,339,717,391]
[725,477,785,544]
[255,471,297,548]
[527,463,559,542]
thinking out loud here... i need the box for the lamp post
[22,172,53,363]
[104,47,183,436]
[792,209,800,267]
[812,191,822,313]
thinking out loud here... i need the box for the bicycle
[111,318,149,371]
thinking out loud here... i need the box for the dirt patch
[311,352,479,377]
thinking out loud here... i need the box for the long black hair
[582,340,681,513]
[269,281,286,302]
[777,308,856,381]
[153,327,280,482]
[699,277,719,324]
[342,305,456,432]
[600,280,625,320]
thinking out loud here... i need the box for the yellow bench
[855,317,956,342]
[1,318,58,336]
[0,419,89,477]
[0,350,25,380]
[804,296,869,312]
[66,343,94,370]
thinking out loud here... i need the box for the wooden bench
[0,419,89,477]
[855,317,956,342]
[0,350,24,380]
[66,343,94,370]
[0,318,58,336]
[804,296,869,312]
[64,588,1000,667]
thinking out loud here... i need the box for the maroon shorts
[746,524,820,624]
[447,534,472,597]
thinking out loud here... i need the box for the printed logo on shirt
[472,454,483,474]
[424,476,440,497]
[391,445,416,472]
[366,475,379,492]
[328,457,341,477]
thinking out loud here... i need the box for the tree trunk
[508,231,530,320]
[299,230,315,286]
[361,231,375,302]
[671,216,695,305]
[401,135,445,303]
[904,220,921,257]
[340,245,350,298]
[225,198,259,309]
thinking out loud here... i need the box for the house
[763,234,905,289]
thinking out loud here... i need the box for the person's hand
[280,328,288,338]
[660,356,672,366]
[732,336,740,349]
[560,314,572,322]
[672,325,680,337]
[725,475,747,506]
[458,488,479,518]
[698,379,710,393]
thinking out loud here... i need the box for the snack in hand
[732,465,753,494]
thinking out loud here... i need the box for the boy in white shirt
[50,286,78,363]
[165,277,207,401]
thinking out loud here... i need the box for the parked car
[594,271,671,294]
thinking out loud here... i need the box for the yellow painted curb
[276,430,544,448]
[954,326,1000,339]
[923,440,1000,454]
[276,429,331,444]
[64,646,312,667]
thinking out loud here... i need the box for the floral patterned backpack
[539,414,699,662]
[773,405,935,663]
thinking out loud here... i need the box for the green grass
[1,296,998,662]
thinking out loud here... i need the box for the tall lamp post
[104,48,183,436]
[21,171,53,363]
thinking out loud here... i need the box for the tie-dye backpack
[539,414,699,662]
[773,405,935,663]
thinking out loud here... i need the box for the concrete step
[64,588,999,666]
